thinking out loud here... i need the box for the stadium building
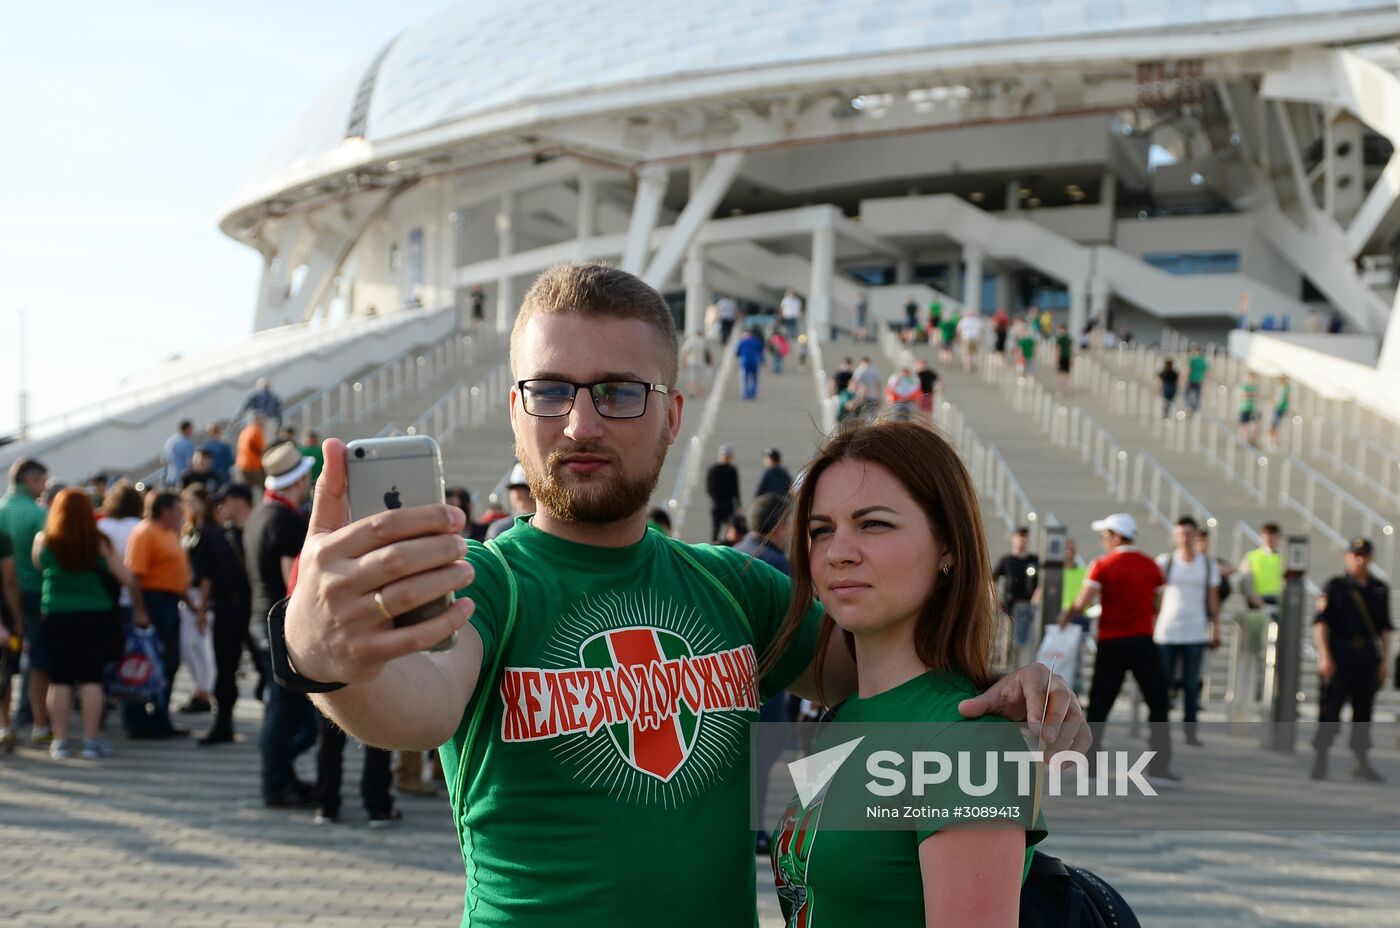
[10,0,1400,480]
[220,1,1400,376]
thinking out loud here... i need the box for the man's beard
[518,429,669,525]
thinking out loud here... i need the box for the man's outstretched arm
[284,439,482,750]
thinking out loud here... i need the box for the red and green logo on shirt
[498,592,761,786]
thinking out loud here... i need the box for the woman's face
[183,497,204,524]
[807,458,945,637]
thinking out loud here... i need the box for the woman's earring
[940,563,951,576]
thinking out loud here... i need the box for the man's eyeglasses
[517,379,670,419]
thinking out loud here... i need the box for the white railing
[1074,349,1273,506]
[355,330,485,423]
[936,398,1056,551]
[666,327,740,538]
[290,330,491,435]
[1277,456,1395,582]
[1131,449,1216,534]
[988,360,1129,501]
[1116,334,1400,475]
[408,365,510,441]
[807,325,837,434]
[1306,416,1400,511]
[24,305,458,441]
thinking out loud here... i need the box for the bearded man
[271,262,1089,926]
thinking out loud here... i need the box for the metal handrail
[937,398,1052,551]
[22,304,457,441]
[1132,448,1215,533]
[666,326,740,537]
[1277,456,1395,582]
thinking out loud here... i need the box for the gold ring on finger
[373,590,394,621]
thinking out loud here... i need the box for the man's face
[1345,551,1371,577]
[1173,524,1197,550]
[1261,529,1280,550]
[1065,541,1077,562]
[1011,532,1028,555]
[1099,530,1117,552]
[22,471,47,498]
[218,499,250,526]
[510,314,682,526]
[161,505,182,531]
[193,454,211,474]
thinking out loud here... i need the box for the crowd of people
[0,379,515,826]
[3,260,1394,928]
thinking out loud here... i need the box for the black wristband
[266,598,347,694]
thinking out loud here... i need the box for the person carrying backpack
[1153,516,1220,746]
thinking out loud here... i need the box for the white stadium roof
[226,0,1399,224]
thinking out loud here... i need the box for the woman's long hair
[181,485,209,537]
[45,488,102,573]
[759,420,999,704]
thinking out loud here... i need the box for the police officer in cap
[1310,537,1392,781]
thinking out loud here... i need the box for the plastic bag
[1036,624,1084,683]
[105,625,167,704]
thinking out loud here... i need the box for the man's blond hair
[510,263,679,384]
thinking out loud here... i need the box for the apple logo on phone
[384,486,402,510]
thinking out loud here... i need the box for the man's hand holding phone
[283,438,477,687]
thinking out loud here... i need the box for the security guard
[1310,537,1392,781]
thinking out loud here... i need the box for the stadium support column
[576,171,597,260]
[810,221,835,341]
[1068,280,1087,338]
[963,244,984,316]
[683,158,706,337]
[622,163,669,275]
[495,191,515,334]
[895,259,913,285]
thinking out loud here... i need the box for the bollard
[1264,536,1308,752]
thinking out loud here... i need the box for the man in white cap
[1060,512,1178,782]
[247,441,318,807]
[486,463,533,540]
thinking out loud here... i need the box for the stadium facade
[221,0,1400,380]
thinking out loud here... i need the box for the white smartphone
[344,435,456,651]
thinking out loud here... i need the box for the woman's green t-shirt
[39,547,111,615]
[771,670,1047,926]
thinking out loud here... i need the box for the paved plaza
[5,638,1399,925]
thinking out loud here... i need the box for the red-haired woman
[33,488,147,760]
[766,421,1048,927]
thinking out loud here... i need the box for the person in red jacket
[1059,512,1179,783]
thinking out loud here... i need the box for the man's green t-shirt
[299,444,325,487]
[1239,382,1257,414]
[439,519,822,927]
[1018,336,1037,360]
[938,317,959,343]
[0,488,47,594]
[1055,334,1072,364]
[771,671,1046,925]
[1061,564,1087,611]
[1187,355,1208,385]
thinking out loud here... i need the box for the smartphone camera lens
[354,447,366,459]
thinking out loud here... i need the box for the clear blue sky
[0,1,453,436]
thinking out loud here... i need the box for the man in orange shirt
[124,492,196,739]
[235,413,267,490]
